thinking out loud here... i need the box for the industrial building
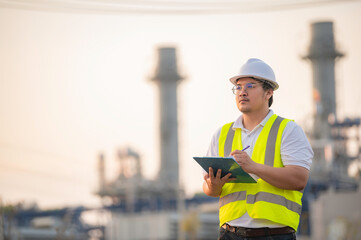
[95,47,219,240]
[2,20,361,240]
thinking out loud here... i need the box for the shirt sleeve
[281,121,314,170]
[206,126,222,157]
[202,127,222,176]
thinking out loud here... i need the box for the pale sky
[1,1,361,209]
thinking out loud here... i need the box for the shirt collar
[233,109,274,130]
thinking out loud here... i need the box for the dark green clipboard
[193,157,257,183]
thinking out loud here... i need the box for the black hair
[260,80,274,107]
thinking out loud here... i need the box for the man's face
[234,78,273,114]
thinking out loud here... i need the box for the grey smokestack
[151,47,183,189]
[304,21,343,139]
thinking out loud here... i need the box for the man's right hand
[202,167,236,197]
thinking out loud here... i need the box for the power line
[0,0,360,15]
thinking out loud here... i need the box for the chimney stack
[151,47,183,189]
[304,21,343,140]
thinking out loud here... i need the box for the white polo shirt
[206,110,313,228]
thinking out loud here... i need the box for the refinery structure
[1,21,361,240]
[303,22,360,193]
[94,47,219,240]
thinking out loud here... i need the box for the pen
[242,145,250,151]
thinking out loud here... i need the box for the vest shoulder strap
[221,115,292,166]
[219,122,234,157]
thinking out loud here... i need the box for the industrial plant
[1,21,361,240]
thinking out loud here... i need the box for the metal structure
[95,47,184,211]
[304,21,343,140]
[299,21,361,237]
[93,47,219,240]
[303,21,360,189]
[1,205,105,240]
[151,47,183,190]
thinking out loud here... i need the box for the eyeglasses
[232,83,259,95]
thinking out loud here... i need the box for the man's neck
[242,109,270,131]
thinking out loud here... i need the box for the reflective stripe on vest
[218,114,302,231]
[219,191,246,208]
[219,190,301,215]
[224,122,235,157]
[247,192,302,215]
[264,116,283,166]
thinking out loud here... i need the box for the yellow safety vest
[218,114,303,231]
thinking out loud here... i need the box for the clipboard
[193,157,257,183]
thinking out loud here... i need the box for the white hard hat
[229,58,279,90]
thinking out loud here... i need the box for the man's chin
[238,107,250,113]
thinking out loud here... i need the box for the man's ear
[266,89,273,100]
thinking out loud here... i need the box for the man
[203,58,313,240]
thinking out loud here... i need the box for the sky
[1,1,361,209]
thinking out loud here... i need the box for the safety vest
[218,114,303,231]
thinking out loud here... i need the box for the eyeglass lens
[232,83,255,94]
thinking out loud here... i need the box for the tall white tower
[151,47,183,190]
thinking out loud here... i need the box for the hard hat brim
[229,74,279,90]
